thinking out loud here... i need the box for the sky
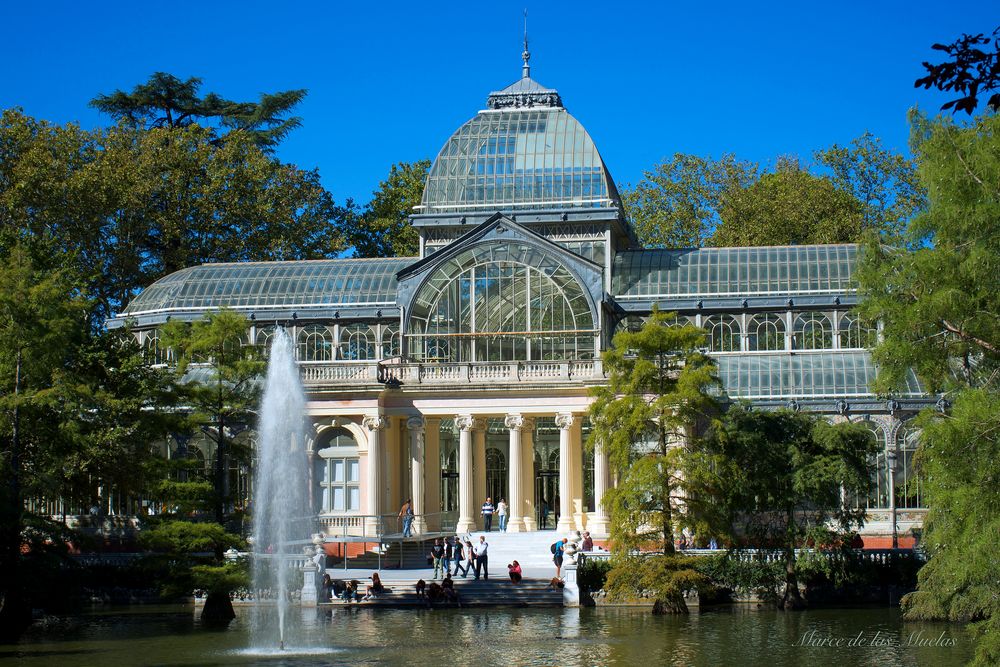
[1,1,995,205]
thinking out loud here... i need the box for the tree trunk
[200,590,236,625]
[780,509,805,610]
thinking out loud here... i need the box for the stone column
[362,415,387,535]
[522,420,538,531]
[570,417,585,531]
[407,416,426,535]
[473,419,487,528]
[425,418,441,531]
[455,415,476,533]
[589,441,611,537]
[556,413,576,533]
[504,414,526,533]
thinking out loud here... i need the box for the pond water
[0,604,972,666]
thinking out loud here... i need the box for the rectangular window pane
[333,459,345,483]
[347,459,360,482]
[349,487,361,511]
[333,487,346,511]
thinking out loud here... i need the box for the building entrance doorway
[534,450,559,530]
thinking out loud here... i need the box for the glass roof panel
[421,109,620,214]
[612,245,859,298]
[120,258,416,316]
[716,351,923,400]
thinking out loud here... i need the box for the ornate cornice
[362,414,387,431]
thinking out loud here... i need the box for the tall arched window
[298,325,334,361]
[407,242,596,363]
[839,313,877,349]
[485,448,507,503]
[339,324,375,361]
[706,315,740,352]
[314,428,360,514]
[747,314,786,351]
[793,312,833,350]
[850,424,889,510]
[380,325,400,359]
[895,426,924,509]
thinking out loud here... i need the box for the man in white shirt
[474,535,489,580]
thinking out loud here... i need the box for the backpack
[550,542,557,554]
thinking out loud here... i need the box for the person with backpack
[551,537,565,578]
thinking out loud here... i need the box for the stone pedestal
[300,562,319,607]
[562,563,580,607]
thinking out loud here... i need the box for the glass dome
[419,107,621,215]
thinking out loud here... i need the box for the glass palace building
[109,60,932,545]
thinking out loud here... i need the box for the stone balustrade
[299,359,603,387]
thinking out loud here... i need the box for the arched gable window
[895,426,924,509]
[747,314,786,351]
[793,312,833,350]
[380,325,400,359]
[143,330,168,365]
[256,326,276,358]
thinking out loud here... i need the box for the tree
[711,159,864,246]
[588,309,719,556]
[915,27,1000,115]
[0,109,347,321]
[814,133,926,245]
[345,159,430,258]
[91,72,307,150]
[162,310,263,527]
[621,154,757,248]
[700,407,877,610]
[860,111,1000,665]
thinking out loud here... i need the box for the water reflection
[2,605,972,667]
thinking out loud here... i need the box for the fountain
[247,328,309,652]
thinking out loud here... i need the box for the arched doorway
[485,448,507,502]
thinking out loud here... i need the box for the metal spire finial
[522,9,530,79]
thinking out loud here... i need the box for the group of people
[322,573,387,603]
[415,575,461,606]
[479,496,508,532]
[430,534,490,579]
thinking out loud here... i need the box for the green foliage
[915,27,1000,114]
[698,407,878,608]
[192,560,249,595]
[162,310,263,524]
[814,132,926,244]
[90,71,307,150]
[693,553,784,603]
[588,308,719,554]
[141,520,243,555]
[712,159,863,246]
[621,153,757,247]
[604,555,708,614]
[345,159,430,258]
[0,108,346,320]
[577,557,613,592]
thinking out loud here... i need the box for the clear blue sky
[1,1,994,205]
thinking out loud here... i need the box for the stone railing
[300,359,603,387]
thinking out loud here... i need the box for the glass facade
[613,245,857,299]
[122,258,413,316]
[421,109,619,214]
[407,241,596,362]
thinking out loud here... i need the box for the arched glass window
[256,326,276,358]
[380,325,400,359]
[143,330,167,365]
[706,315,740,352]
[849,424,889,510]
[339,324,375,361]
[298,325,334,361]
[839,313,877,349]
[895,426,924,509]
[485,448,507,504]
[407,241,596,363]
[315,428,360,514]
[793,312,833,350]
[747,314,786,351]
[615,315,646,335]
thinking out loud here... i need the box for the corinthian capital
[455,414,475,432]
[555,413,576,430]
[504,414,525,431]
[362,414,387,431]
[406,415,426,432]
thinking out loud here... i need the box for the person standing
[451,536,464,576]
[431,538,445,580]
[457,539,475,578]
[444,536,455,576]
[552,537,565,579]
[581,531,594,551]
[474,535,489,580]
[496,498,508,532]
[399,498,414,538]
[481,497,495,532]
[540,498,550,529]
